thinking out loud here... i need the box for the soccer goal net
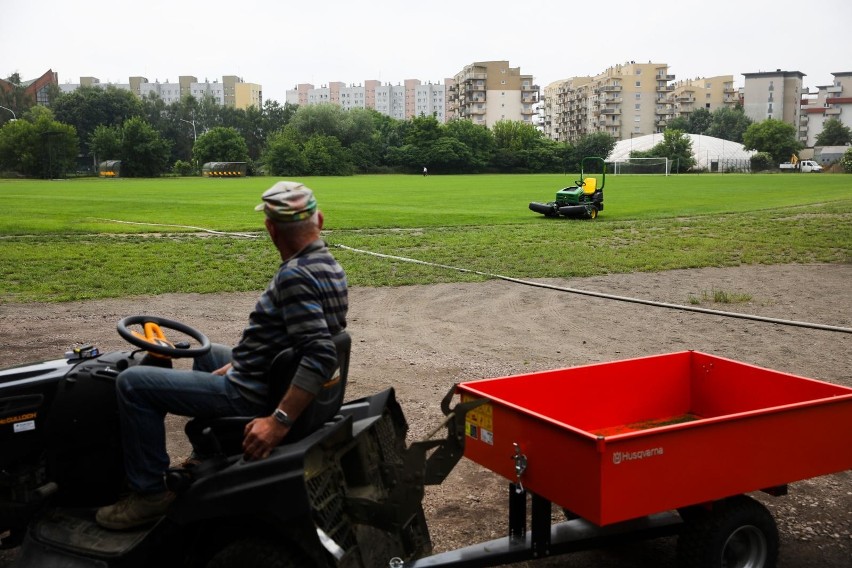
[607,157,671,175]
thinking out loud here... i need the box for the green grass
[1,174,850,303]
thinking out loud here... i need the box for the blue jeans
[116,344,266,493]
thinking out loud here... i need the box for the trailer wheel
[207,538,309,568]
[676,495,778,568]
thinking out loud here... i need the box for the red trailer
[403,351,852,567]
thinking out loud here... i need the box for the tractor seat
[184,331,351,457]
[582,177,597,194]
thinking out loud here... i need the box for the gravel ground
[1,263,850,567]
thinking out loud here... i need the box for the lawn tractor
[529,156,606,219]
[3,315,851,568]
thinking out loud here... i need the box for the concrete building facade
[57,75,262,109]
[542,61,676,143]
[286,79,449,122]
[798,71,852,147]
[741,70,804,126]
[670,75,738,118]
[447,60,538,127]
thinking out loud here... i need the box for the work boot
[95,491,176,530]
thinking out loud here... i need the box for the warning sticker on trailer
[462,395,494,444]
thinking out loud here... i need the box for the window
[635,81,641,87]
[635,103,641,110]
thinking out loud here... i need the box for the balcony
[656,85,674,93]
[601,108,621,115]
[825,107,841,115]
[827,86,842,93]
[600,85,622,92]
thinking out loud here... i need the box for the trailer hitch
[406,384,487,486]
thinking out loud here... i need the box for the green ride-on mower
[529,156,606,219]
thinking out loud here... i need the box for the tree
[491,120,542,152]
[443,119,495,172]
[742,119,802,164]
[262,128,307,176]
[302,135,353,176]
[815,118,852,146]
[706,106,753,143]
[119,117,171,177]
[89,124,122,164]
[52,86,143,160]
[192,127,249,166]
[571,132,617,170]
[424,137,473,173]
[634,129,696,171]
[0,106,78,178]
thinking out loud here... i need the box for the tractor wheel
[588,207,598,219]
[675,495,778,568]
[207,537,310,568]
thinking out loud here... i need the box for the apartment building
[670,75,738,118]
[447,60,538,127]
[57,75,263,109]
[798,71,852,147]
[741,70,804,126]
[286,79,449,121]
[543,61,675,143]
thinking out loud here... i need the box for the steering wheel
[575,179,585,187]
[117,315,211,358]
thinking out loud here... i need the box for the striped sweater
[228,239,348,404]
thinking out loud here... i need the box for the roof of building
[607,133,755,170]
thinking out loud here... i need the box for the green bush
[840,148,852,173]
[172,160,194,176]
[750,152,774,172]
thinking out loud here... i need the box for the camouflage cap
[254,181,318,222]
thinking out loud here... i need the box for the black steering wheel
[575,179,585,187]
[117,315,211,358]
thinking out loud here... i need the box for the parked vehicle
[779,159,823,172]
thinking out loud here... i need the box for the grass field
[1,174,850,303]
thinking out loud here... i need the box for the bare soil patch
[1,264,850,567]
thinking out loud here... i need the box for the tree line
[1,82,850,178]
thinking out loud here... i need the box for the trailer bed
[457,351,852,526]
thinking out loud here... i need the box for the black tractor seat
[184,331,351,458]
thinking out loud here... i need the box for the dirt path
[1,264,850,567]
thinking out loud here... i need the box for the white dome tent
[606,133,756,173]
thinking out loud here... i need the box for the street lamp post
[179,118,198,173]
[0,105,17,121]
[179,118,197,142]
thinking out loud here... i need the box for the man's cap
[255,181,318,222]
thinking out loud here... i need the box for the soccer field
[1,174,849,302]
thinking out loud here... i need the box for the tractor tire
[675,495,778,568]
[588,207,598,219]
[207,537,311,568]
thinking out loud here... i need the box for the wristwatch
[272,408,294,427]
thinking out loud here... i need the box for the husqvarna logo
[612,447,664,464]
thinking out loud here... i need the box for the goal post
[607,157,671,176]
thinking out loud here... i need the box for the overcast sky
[3,0,850,105]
